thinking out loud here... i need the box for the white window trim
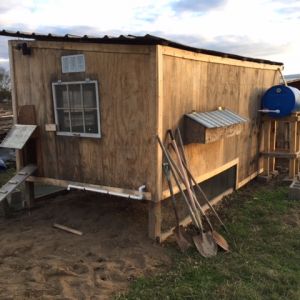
[52,80,101,138]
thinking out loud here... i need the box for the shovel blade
[193,232,217,258]
[212,230,230,252]
[174,226,192,252]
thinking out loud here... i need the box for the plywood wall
[10,40,281,199]
[161,46,280,190]
[10,41,159,194]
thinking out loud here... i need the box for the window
[52,80,101,138]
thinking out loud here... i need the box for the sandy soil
[0,191,171,299]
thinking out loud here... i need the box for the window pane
[84,110,98,133]
[83,83,97,108]
[69,84,82,109]
[71,111,84,133]
[57,110,70,132]
[55,85,68,108]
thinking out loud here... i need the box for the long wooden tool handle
[176,128,228,231]
[157,136,199,228]
[162,163,181,226]
[168,130,204,231]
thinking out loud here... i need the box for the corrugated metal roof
[0,29,283,66]
[185,109,248,129]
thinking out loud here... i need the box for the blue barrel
[262,85,300,117]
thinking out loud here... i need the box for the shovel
[161,133,217,257]
[162,162,192,252]
[175,128,230,252]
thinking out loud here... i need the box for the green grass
[117,182,300,300]
[0,166,15,186]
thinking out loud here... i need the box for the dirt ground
[0,191,171,299]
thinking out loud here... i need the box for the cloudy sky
[0,0,300,74]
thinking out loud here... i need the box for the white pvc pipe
[67,184,146,200]
[258,109,280,114]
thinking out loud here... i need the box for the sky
[0,0,300,74]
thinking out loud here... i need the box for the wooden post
[263,120,271,176]
[148,200,161,241]
[269,120,277,172]
[24,181,35,209]
[289,122,298,178]
[296,122,300,175]
[148,45,163,241]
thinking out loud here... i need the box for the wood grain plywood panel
[11,41,157,192]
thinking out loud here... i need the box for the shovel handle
[157,136,199,228]
[162,162,181,226]
[167,130,204,232]
[175,128,229,233]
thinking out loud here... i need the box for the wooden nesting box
[1,31,283,242]
[184,109,248,144]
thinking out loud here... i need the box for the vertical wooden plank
[289,121,297,178]
[269,120,277,172]
[24,181,35,209]
[296,121,300,174]
[148,45,163,240]
[263,120,271,176]
[8,42,23,170]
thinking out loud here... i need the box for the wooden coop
[0,30,283,241]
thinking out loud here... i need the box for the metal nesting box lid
[185,109,248,129]
[0,124,37,149]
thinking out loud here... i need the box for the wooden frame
[261,113,300,179]
[52,80,101,138]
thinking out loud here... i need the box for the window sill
[56,132,101,138]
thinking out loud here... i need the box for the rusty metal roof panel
[0,29,283,66]
[185,109,248,128]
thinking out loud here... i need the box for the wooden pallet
[260,113,300,179]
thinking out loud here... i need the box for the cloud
[171,0,228,14]
[0,0,26,13]
[151,31,288,59]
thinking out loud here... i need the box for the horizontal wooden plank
[27,176,152,200]
[237,168,264,189]
[0,164,37,203]
[9,40,152,55]
[162,158,239,199]
[261,151,300,158]
[162,46,282,70]
[262,114,300,122]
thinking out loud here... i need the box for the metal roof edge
[0,29,283,66]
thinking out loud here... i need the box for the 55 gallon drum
[262,85,300,117]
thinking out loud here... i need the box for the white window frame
[52,80,101,138]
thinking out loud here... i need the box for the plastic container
[262,85,300,117]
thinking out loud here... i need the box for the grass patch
[118,182,300,300]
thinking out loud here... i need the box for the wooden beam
[24,181,35,209]
[148,45,164,240]
[27,176,152,200]
[262,113,300,122]
[162,158,239,199]
[162,46,282,71]
[8,41,22,171]
[289,122,297,178]
[262,121,271,176]
[269,120,277,171]
[261,151,300,159]
[237,168,264,189]
[9,40,151,55]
